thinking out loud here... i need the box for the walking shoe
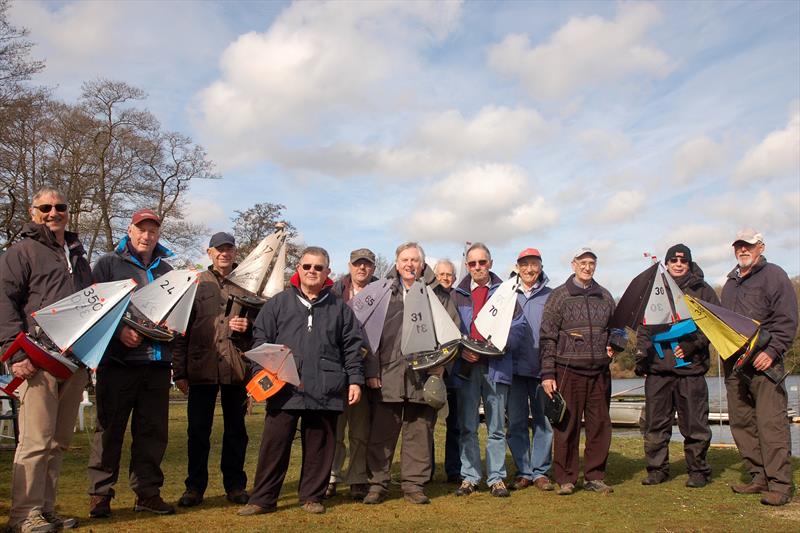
[404,491,431,505]
[42,511,78,529]
[732,481,768,494]
[237,504,276,516]
[533,476,555,491]
[178,489,204,507]
[8,514,58,533]
[584,480,614,494]
[324,482,337,499]
[362,491,387,505]
[350,483,369,500]
[761,491,792,506]
[641,474,667,486]
[490,481,511,497]
[89,495,112,518]
[134,494,176,515]
[301,501,325,514]
[509,477,532,491]
[455,480,478,496]
[226,488,249,505]
[685,475,708,489]
[556,483,575,496]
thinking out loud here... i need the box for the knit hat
[665,243,692,264]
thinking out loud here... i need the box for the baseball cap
[423,375,446,410]
[131,208,161,226]
[517,248,542,261]
[209,232,236,249]
[573,246,597,260]
[350,248,376,265]
[732,229,764,246]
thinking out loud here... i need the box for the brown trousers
[366,400,435,494]
[552,368,611,485]
[330,395,370,485]
[10,368,88,525]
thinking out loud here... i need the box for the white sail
[164,275,199,335]
[427,287,461,344]
[32,280,138,352]
[474,275,520,352]
[663,267,691,321]
[244,343,301,386]
[261,240,286,297]
[401,279,437,356]
[644,267,674,325]
[227,229,284,294]
[130,269,199,325]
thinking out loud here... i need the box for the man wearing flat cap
[326,248,378,500]
[722,230,797,506]
[173,232,253,508]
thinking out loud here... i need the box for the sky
[10,0,800,295]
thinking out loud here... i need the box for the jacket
[721,256,798,364]
[511,272,552,378]
[450,272,530,387]
[540,274,616,380]
[332,273,379,304]
[252,273,364,411]
[635,262,719,376]
[364,265,459,403]
[92,236,175,366]
[172,266,253,385]
[0,223,92,361]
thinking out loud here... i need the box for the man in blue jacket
[507,248,554,492]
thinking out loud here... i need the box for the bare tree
[0,0,44,106]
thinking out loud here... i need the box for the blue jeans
[506,376,553,480]
[457,365,509,486]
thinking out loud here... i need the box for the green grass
[1,402,799,532]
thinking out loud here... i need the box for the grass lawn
[1,401,799,532]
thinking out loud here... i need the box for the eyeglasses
[467,259,488,268]
[33,204,68,213]
[301,264,326,272]
[668,258,689,264]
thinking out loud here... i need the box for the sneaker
[455,480,478,496]
[490,481,510,498]
[404,491,431,504]
[685,475,708,489]
[362,491,387,505]
[324,482,337,499]
[556,483,575,496]
[584,480,614,494]
[226,488,249,505]
[732,481,768,494]
[237,503,276,516]
[533,476,555,491]
[350,483,369,500]
[41,511,77,529]
[89,495,112,518]
[761,491,791,506]
[134,494,176,515]
[301,501,325,514]
[10,514,58,533]
[509,477,532,491]
[178,489,204,507]
[641,474,667,486]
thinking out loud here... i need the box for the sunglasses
[301,264,326,272]
[467,259,489,268]
[668,258,689,264]
[34,203,68,213]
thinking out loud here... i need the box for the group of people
[0,186,797,532]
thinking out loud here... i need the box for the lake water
[612,374,800,456]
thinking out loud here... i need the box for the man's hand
[348,384,362,405]
[673,345,685,359]
[175,379,189,396]
[120,325,143,348]
[10,358,37,380]
[606,345,615,358]
[542,378,557,399]
[753,351,774,371]
[229,317,249,333]
[367,377,382,389]
[461,348,479,363]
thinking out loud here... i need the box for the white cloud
[578,128,632,160]
[597,190,646,223]
[734,105,800,183]
[673,136,726,182]
[184,196,228,230]
[487,2,673,100]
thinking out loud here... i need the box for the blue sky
[11,0,800,294]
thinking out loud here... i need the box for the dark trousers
[644,374,711,479]
[725,367,793,495]
[553,369,611,485]
[248,409,337,508]
[444,387,461,478]
[87,364,170,498]
[367,400,435,494]
[185,383,248,494]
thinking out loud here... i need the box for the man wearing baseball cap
[173,232,253,508]
[722,230,797,506]
[507,248,555,492]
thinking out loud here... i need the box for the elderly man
[327,248,378,500]
[173,232,253,508]
[451,243,528,498]
[363,242,457,505]
[1,187,92,533]
[238,246,364,516]
[88,209,176,518]
[540,247,617,496]
[507,248,554,492]
[636,244,718,488]
[722,230,797,506]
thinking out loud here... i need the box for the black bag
[539,385,567,424]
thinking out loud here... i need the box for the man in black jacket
[238,246,364,516]
[636,244,718,488]
[722,229,798,506]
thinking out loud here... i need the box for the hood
[21,222,85,254]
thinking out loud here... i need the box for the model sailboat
[400,278,461,370]
[122,269,200,342]
[350,278,393,356]
[243,343,301,401]
[465,274,522,356]
[1,279,137,394]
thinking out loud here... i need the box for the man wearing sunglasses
[721,230,797,506]
[239,246,364,516]
[635,244,718,489]
[1,187,92,533]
